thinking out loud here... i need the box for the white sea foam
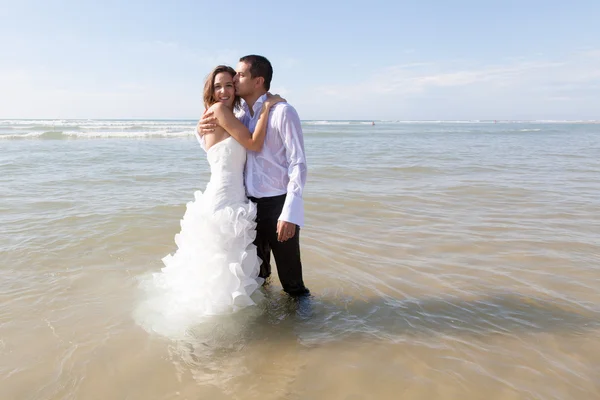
[1,119,598,140]
[304,121,374,125]
[0,130,195,139]
[61,130,193,138]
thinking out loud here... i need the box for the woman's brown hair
[203,65,241,110]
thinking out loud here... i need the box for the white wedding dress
[137,136,263,332]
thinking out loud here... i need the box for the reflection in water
[165,285,600,393]
[2,121,600,399]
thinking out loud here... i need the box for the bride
[137,65,283,330]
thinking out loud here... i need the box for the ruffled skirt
[137,188,263,332]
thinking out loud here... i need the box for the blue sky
[1,0,599,120]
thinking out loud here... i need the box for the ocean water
[1,119,600,399]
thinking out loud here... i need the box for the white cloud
[0,42,243,119]
[1,48,599,120]
[136,40,239,68]
[294,50,600,120]
[281,58,300,69]
[269,86,290,97]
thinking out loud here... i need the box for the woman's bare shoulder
[208,102,229,114]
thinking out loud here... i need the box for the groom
[198,55,310,297]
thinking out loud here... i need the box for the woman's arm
[211,96,284,151]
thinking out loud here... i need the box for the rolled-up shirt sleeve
[196,129,207,151]
[278,106,307,226]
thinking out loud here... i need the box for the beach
[1,119,600,399]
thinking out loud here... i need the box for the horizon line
[1,118,599,123]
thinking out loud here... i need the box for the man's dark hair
[239,55,273,91]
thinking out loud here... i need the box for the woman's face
[213,72,235,108]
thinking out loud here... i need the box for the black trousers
[249,194,309,296]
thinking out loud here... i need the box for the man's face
[234,61,256,98]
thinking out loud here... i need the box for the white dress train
[137,136,263,332]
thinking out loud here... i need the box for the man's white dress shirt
[199,94,307,226]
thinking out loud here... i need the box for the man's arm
[195,111,217,151]
[276,105,307,240]
[196,108,249,150]
[195,122,207,151]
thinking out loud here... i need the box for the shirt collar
[242,93,268,117]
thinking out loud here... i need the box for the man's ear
[256,76,265,89]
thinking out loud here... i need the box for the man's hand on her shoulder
[197,111,217,136]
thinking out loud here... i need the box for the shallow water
[1,120,600,399]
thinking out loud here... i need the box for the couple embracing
[146,55,309,319]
